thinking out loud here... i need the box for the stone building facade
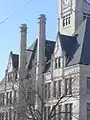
[0,0,90,120]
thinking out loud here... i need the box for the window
[44,84,47,99]
[63,14,71,27]
[27,91,32,104]
[2,112,4,120]
[9,110,12,120]
[65,104,72,120]
[87,77,90,93]
[47,83,51,98]
[0,93,5,106]
[58,80,61,96]
[14,90,17,103]
[6,92,9,105]
[13,111,16,120]
[65,78,72,95]
[0,94,2,106]
[55,58,58,68]
[55,57,61,69]
[58,57,61,68]
[48,106,50,119]
[10,91,12,104]
[6,112,8,120]
[53,108,56,120]
[58,105,61,120]
[83,13,90,20]
[15,72,18,80]
[2,93,4,106]
[53,81,57,97]
[44,107,47,120]
[8,72,13,82]
[87,103,90,120]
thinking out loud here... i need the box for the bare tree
[7,70,79,120]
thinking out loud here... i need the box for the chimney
[37,14,46,74]
[35,14,46,109]
[19,24,27,78]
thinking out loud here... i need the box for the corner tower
[58,0,90,36]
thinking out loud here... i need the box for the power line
[0,0,33,25]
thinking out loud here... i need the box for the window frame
[87,77,90,93]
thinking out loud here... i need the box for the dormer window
[55,57,61,69]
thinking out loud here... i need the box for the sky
[0,0,57,79]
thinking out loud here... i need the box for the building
[0,0,90,120]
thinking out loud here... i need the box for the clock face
[85,0,90,5]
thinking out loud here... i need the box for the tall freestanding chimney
[36,14,46,108]
[37,14,46,76]
[19,24,27,78]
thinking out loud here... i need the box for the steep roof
[58,18,90,67]
[26,39,55,70]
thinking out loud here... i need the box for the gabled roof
[57,18,90,67]
[26,39,55,70]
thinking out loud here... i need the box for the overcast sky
[0,0,57,79]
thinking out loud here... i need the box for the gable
[7,52,19,73]
[54,32,62,57]
[7,52,13,73]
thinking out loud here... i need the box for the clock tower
[58,0,90,36]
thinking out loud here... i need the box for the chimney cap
[20,24,27,28]
[38,14,46,23]
[20,24,27,32]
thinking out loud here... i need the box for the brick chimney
[19,24,27,78]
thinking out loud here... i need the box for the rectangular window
[58,57,61,68]
[65,104,72,120]
[14,90,17,103]
[0,93,2,106]
[47,83,51,98]
[55,57,61,69]
[44,107,47,120]
[2,112,4,120]
[8,73,13,82]
[27,91,32,105]
[10,91,12,104]
[63,18,66,27]
[63,14,71,27]
[53,81,57,97]
[87,103,90,120]
[55,58,58,68]
[58,105,61,120]
[87,77,90,93]
[48,106,50,119]
[53,108,56,120]
[9,110,12,120]
[0,113,1,120]
[2,93,4,106]
[44,84,47,99]
[15,72,18,80]
[13,111,16,120]
[6,92,9,105]
[65,78,72,95]
[58,80,61,96]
